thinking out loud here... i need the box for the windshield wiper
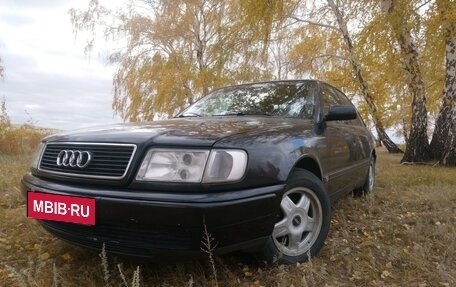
[177,112,202,118]
[214,112,273,117]
[214,112,246,116]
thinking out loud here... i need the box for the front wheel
[261,170,331,264]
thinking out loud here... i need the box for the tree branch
[415,0,432,11]
[289,15,340,32]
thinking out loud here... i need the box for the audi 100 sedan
[22,80,376,264]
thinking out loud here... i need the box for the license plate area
[27,191,95,225]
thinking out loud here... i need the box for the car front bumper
[21,173,285,259]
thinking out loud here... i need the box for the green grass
[1,149,455,286]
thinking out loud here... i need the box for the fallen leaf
[350,271,362,281]
[61,253,71,261]
[41,252,50,260]
[380,270,391,279]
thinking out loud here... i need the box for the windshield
[180,82,315,119]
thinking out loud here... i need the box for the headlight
[136,149,210,182]
[30,143,45,169]
[136,149,247,183]
[203,150,247,183]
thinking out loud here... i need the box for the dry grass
[1,148,455,286]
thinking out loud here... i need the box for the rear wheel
[363,157,375,193]
[261,170,331,264]
[354,156,375,196]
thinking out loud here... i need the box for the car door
[331,88,372,186]
[318,84,368,197]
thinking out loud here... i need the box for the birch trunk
[437,37,456,165]
[430,0,456,165]
[327,0,402,153]
[382,0,431,162]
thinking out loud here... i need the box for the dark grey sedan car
[22,80,376,264]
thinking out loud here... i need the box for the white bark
[440,37,456,165]
[326,0,402,153]
[381,0,430,161]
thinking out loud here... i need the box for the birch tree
[70,0,271,122]
[282,0,403,152]
[381,0,431,162]
[429,0,456,165]
[326,0,402,153]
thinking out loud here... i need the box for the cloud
[0,0,68,10]
[0,0,123,131]
[0,13,34,27]
[1,53,120,130]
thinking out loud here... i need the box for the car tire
[354,156,375,196]
[261,169,331,264]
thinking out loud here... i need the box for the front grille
[39,142,136,180]
[40,220,194,254]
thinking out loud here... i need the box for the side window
[333,89,352,106]
[321,84,362,125]
[321,86,340,116]
[333,89,364,126]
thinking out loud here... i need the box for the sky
[0,0,124,130]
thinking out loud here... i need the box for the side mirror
[325,105,357,121]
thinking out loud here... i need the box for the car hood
[44,117,300,147]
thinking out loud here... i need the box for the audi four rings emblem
[56,150,92,168]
